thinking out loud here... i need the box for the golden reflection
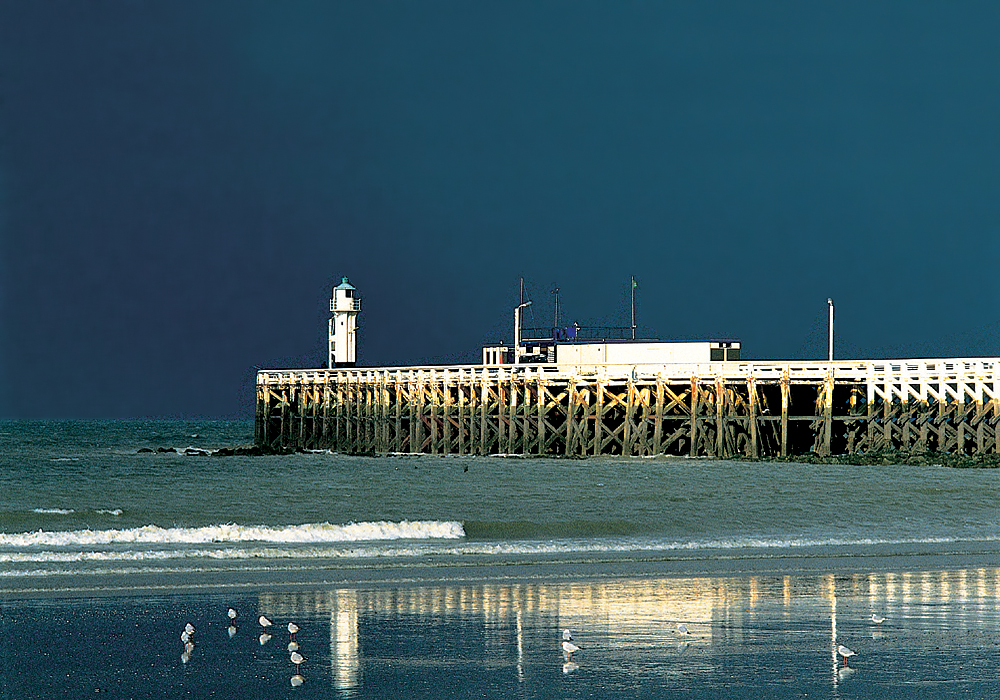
[866,572,878,601]
[921,571,933,601]
[887,571,899,602]
[330,589,359,692]
[254,567,1000,692]
[825,573,838,686]
[939,570,951,601]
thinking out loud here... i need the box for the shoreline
[6,539,1000,600]
[136,442,1000,468]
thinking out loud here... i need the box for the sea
[2,419,1000,698]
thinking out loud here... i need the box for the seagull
[290,650,305,674]
[259,633,272,646]
[288,622,299,639]
[870,614,885,624]
[561,629,580,659]
[184,623,195,636]
[259,615,272,628]
[561,639,580,660]
[228,608,237,623]
[837,644,857,665]
[291,674,305,687]
[288,641,299,652]
[677,624,692,636]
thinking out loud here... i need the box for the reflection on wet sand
[254,566,1000,695]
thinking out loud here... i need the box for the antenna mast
[630,276,637,340]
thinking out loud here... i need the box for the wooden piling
[255,358,1000,459]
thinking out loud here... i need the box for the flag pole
[631,276,636,340]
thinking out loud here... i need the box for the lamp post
[827,298,834,362]
[630,276,637,340]
[513,301,532,364]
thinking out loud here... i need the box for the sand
[4,555,1000,698]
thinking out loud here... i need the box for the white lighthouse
[328,276,360,368]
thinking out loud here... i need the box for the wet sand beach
[4,559,1000,699]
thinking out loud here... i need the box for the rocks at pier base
[753,449,1000,469]
[134,440,1000,467]
[136,444,299,457]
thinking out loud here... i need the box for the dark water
[4,420,1000,593]
[2,420,1000,697]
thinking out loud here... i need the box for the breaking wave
[0,520,466,548]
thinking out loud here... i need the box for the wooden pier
[255,358,1000,458]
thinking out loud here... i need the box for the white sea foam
[31,507,122,516]
[0,520,465,548]
[0,532,979,568]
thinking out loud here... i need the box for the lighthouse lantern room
[328,276,360,368]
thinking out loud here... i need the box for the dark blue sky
[2,2,999,419]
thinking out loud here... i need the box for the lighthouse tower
[328,276,360,368]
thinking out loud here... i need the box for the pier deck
[255,358,1000,458]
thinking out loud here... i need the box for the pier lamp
[514,301,532,364]
[827,298,834,362]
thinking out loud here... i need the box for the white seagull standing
[677,624,692,636]
[259,615,272,628]
[870,613,885,624]
[837,644,857,665]
[561,631,579,658]
[181,623,195,650]
[561,629,580,659]
[290,650,305,674]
